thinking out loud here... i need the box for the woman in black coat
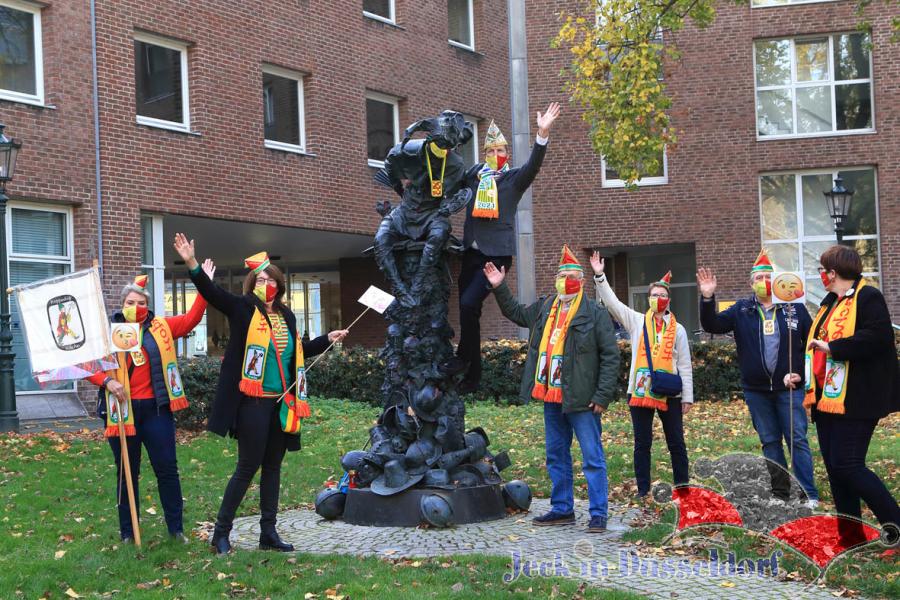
[786,244,899,545]
[174,234,348,554]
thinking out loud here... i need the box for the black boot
[211,531,232,555]
[259,531,294,552]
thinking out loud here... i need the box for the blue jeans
[543,402,608,518]
[744,389,818,501]
[108,399,183,538]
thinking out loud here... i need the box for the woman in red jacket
[88,258,215,543]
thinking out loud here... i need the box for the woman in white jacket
[591,252,693,499]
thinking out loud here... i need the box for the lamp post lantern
[0,124,22,433]
[823,176,855,246]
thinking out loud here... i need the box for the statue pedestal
[342,484,507,527]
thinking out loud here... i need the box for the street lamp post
[0,124,22,433]
[823,176,855,246]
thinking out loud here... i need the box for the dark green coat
[492,281,620,412]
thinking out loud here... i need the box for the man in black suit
[456,102,560,394]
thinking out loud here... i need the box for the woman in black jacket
[174,234,348,554]
[786,244,899,545]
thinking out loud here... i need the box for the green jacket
[493,281,620,412]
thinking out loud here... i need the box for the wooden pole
[113,391,141,546]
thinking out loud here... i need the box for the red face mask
[123,304,148,323]
[820,270,832,289]
[649,297,669,314]
[254,280,278,303]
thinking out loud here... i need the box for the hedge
[176,339,750,430]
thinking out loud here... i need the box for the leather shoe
[211,533,232,555]
[170,531,190,545]
[259,531,294,552]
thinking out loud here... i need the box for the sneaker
[587,516,607,533]
[532,511,575,526]
[803,499,819,510]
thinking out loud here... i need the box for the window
[456,114,478,168]
[289,275,323,340]
[626,246,698,337]
[8,205,73,393]
[760,167,880,309]
[366,92,399,167]
[262,65,306,153]
[448,0,474,50]
[363,0,395,24]
[752,0,837,7]
[754,33,872,139]
[601,149,667,187]
[140,214,165,313]
[134,33,190,131]
[0,0,43,105]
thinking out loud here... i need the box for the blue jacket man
[697,252,818,505]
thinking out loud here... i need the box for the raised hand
[590,251,605,276]
[173,233,198,270]
[483,262,506,289]
[696,267,717,299]
[536,102,561,137]
[201,258,216,279]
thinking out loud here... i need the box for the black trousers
[629,397,690,496]
[456,248,512,385]
[215,397,288,537]
[815,411,900,533]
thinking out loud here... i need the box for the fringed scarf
[532,290,583,403]
[104,318,186,437]
[804,280,866,415]
[629,311,677,411]
[472,162,509,219]
[240,307,309,433]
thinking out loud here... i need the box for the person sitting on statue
[455,102,560,395]
[88,263,215,544]
[373,110,474,308]
[174,235,348,555]
[485,245,619,532]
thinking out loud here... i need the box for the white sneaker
[804,499,819,510]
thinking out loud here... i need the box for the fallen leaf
[64,589,80,598]
[54,550,66,559]
[145,507,157,515]
[720,581,736,588]
[451,582,464,592]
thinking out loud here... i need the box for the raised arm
[166,259,215,338]
[696,267,735,334]
[591,253,641,332]
[485,262,546,329]
[509,102,559,194]
[175,233,243,317]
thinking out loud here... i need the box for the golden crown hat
[483,119,508,150]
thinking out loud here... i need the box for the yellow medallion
[431,181,443,197]
[131,350,147,366]
[763,319,776,336]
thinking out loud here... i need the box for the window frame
[261,64,307,154]
[363,0,396,25]
[758,166,882,303]
[365,91,400,168]
[0,0,44,106]
[7,201,75,395]
[455,113,479,167]
[751,0,839,8]
[753,32,875,141]
[601,149,668,188]
[447,0,475,51]
[140,213,166,313]
[134,31,191,133]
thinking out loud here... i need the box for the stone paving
[228,499,849,599]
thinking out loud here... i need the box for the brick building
[526,1,899,338]
[0,0,521,418]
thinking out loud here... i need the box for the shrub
[176,355,222,430]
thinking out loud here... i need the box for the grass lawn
[0,398,896,598]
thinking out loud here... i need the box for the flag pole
[276,307,371,402]
[112,390,141,547]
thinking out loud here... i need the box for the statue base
[342,484,507,527]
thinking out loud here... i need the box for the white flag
[14,267,113,373]
[358,285,395,314]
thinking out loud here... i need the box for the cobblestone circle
[226,499,851,599]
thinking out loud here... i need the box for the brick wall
[525,2,899,316]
